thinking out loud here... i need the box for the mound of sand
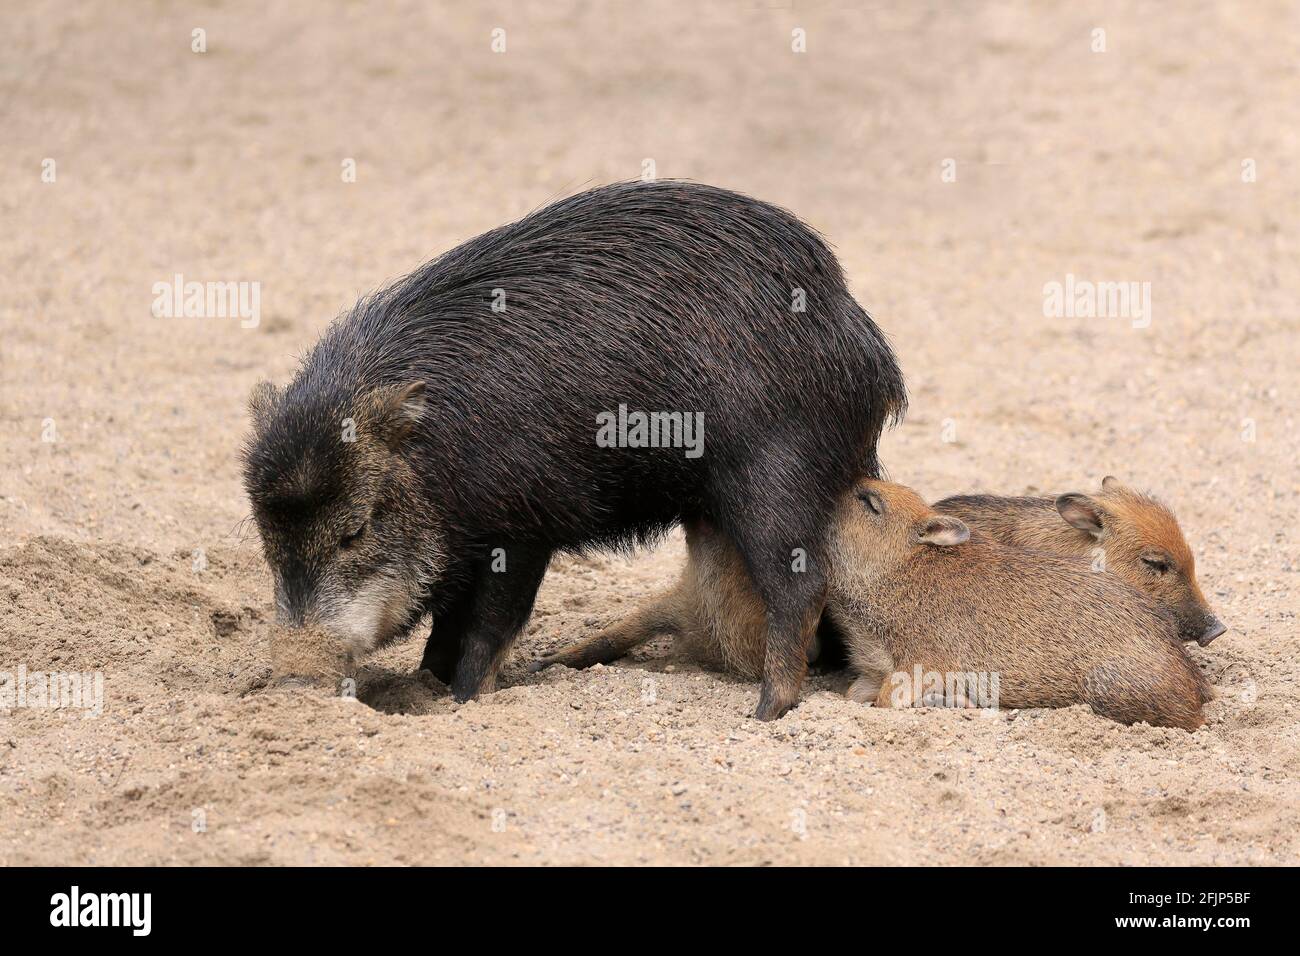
[268,624,353,691]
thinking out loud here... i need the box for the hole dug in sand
[353,666,452,716]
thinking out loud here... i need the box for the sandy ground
[2,0,1298,865]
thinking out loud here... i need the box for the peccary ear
[248,380,281,433]
[1056,493,1105,536]
[917,515,969,547]
[364,381,427,448]
[1100,475,1123,493]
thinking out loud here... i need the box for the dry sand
[1,0,1298,865]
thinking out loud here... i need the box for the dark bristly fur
[242,180,906,718]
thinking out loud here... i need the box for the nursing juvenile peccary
[830,481,1211,730]
[535,480,1211,730]
[935,476,1225,646]
[531,517,773,679]
[241,180,905,719]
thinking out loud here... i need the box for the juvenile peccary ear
[917,515,969,547]
[248,380,282,433]
[1056,493,1105,536]
[1101,475,1124,492]
[362,381,427,449]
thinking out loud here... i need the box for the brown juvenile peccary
[827,481,1211,729]
[934,476,1225,646]
[534,481,1212,730]
[531,518,773,680]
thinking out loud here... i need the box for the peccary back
[284,180,905,553]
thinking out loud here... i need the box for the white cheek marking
[325,576,409,658]
[317,531,447,658]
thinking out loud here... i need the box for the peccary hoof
[754,691,795,722]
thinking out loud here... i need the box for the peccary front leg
[449,544,551,701]
[419,579,477,686]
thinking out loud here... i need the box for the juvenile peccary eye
[339,523,368,550]
[857,491,885,515]
[1140,554,1172,574]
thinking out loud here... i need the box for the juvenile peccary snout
[830,480,1211,730]
[243,381,441,659]
[935,476,1225,647]
[242,180,906,718]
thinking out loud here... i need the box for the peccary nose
[275,574,316,627]
[1198,616,1227,647]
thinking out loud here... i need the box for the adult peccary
[242,180,906,719]
[535,480,1211,731]
[935,476,1226,646]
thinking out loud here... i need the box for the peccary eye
[858,491,885,515]
[339,523,367,550]
[1141,555,1172,574]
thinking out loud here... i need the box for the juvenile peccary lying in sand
[935,476,1226,646]
[242,180,905,720]
[534,481,1211,730]
[828,481,1211,729]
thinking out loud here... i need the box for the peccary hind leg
[718,473,830,721]
[751,562,826,721]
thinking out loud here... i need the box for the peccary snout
[1198,615,1227,647]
